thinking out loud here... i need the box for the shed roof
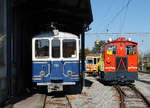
[13,0,93,34]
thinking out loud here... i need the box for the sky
[85,0,150,56]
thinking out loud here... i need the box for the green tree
[85,48,92,57]
[138,53,142,64]
[92,40,105,54]
[143,53,150,70]
[79,48,92,60]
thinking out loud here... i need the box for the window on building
[126,45,136,55]
[35,39,49,58]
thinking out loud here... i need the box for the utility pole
[141,40,144,71]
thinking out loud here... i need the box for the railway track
[43,94,72,108]
[113,84,150,108]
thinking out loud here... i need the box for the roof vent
[53,29,59,36]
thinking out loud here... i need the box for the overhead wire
[103,0,116,20]
[99,0,129,33]
[119,7,128,33]
[109,0,132,24]
[104,0,132,35]
[97,0,117,33]
[119,0,132,33]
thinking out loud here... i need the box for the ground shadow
[2,87,47,108]
[98,79,113,86]
[45,79,93,98]
[97,79,131,86]
[84,79,93,87]
[86,74,98,77]
[45,84,83,97]
[2,92,36,108]
[137,79,150,84]
[3,79,93,107]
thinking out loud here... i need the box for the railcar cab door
[51,36,79,83]
[50,38,63,82]
[32,38,50,82]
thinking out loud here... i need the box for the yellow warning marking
[33,62,48,64]
[32,78,41,80]
[72,75,79,76]
[71,78,79,79]
[32,75,41,77]
[64,62,79,64]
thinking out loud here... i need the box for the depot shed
[0,0,93,104]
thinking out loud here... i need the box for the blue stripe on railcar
[32,60,80,83]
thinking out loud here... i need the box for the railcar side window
[126,45,136,55]
[107,45,117,55]
[86,58,93,64]
[35,39,49,58]
[52,39,60,58]
[63,39,77,58]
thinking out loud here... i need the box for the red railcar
[100,37,138,83]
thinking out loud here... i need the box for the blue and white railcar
[32,30,80,92]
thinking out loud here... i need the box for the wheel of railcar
[101,71,104,79]
[76,81,80,86]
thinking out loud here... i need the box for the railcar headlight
[40,71,45,77]
[67,70,72,76]
[128,38,132,41]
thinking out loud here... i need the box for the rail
[43,94,72,108]
[113,85,125,108]
[65,95,72,108]
[114,84,150,108]
[43,94,47,108]
[128,84,150,108]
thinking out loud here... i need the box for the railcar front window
[52,39,60,58]
[107,45,117,55]
[35,39,49,58]
[63,39,76,58]
[87,58,93,64]
[126,45,136,55]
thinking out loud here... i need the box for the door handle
[42,65,46,71]
[43,64,50,77]
[48,64,50,74]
